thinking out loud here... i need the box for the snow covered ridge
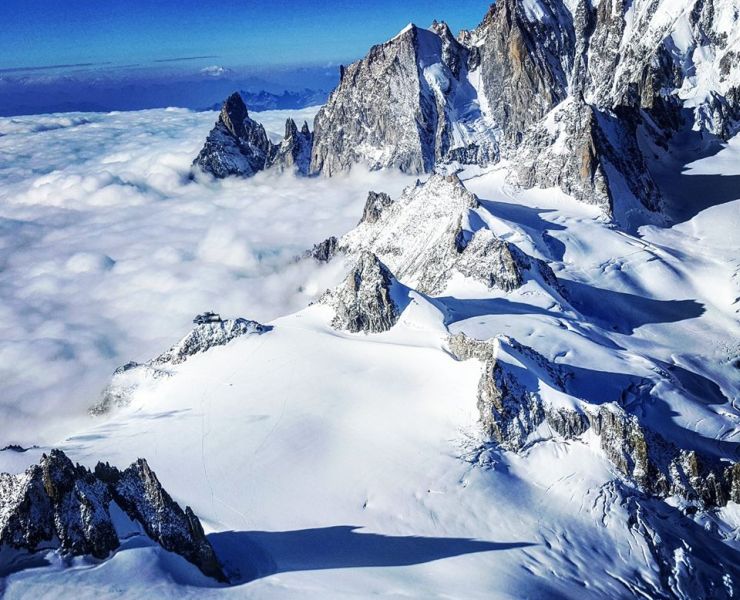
[194,0,739,224]
[313,174,562,299]
[449,333,740,509]
[0,450,225,582]
[91,313,270,414]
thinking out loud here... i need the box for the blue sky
[0,0,492,71]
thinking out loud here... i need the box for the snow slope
[1,109,738,597]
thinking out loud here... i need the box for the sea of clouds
[0,107,417,444]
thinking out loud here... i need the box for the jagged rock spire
[192,92,273,178]
[0,450,227,581]
[284,117,298,140]
[193,92,314,178]
[219,92,251,139]
[323,251,403,334]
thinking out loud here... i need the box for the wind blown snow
[0,107,417,444]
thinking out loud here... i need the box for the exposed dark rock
[0,450,226,581]
[271,119,313,175]
[475,0,574,148]
[91,314,271,414]
[306,236,339,262]
[96,458,224,581]
[0,445,37,453]
[359,191,393,225]
[322,251,403,333]
[193,92,274,178]
[449,333,738,508]
[193,93,314,178]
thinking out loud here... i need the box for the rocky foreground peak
[219,92,252,139]
[0,450,226,581]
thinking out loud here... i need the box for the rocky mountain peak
[335,174,560,295]
[322,251,403,334]
[193,92,314,178]
[0,450,226,581]
[219,91,251,139]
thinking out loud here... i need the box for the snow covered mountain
[310,0,740,223]
[195,0,739,226]
[1,1,740,598]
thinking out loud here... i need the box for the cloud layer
[0,107,417,443]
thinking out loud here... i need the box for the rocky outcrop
[0,450,225,581]
[271,119,313,175]
[359,191,393,225]
[513,96,662,216]
[310,23,497,176]
[322,251,403,333]
[338,174,561,296]
[153,313,269,366]
[91,313,270,414]
[449,333,739,508]
[305,236,339,262]
[193,93,274,178]
[193,93,314,178]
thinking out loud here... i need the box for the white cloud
[0,106,417,444]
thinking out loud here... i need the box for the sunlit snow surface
[0,109,739,598]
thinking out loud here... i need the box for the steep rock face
[193,93,274,178]
[0,450,117,559]
[359,191,394,225]
[92,313,270,414]
[310,23,497,176]
[513,96,662,215]
[304,0,739,220]
[473,0,575,147]
[193,93,314,178]
[95,458,223,580]
[322,251,403,334]
[449,333,739,508]
[337,174,561,295]
[305,236,338,262]
[0,450,225,581]
[271,119,313,175]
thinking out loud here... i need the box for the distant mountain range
[203,89,329,112]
